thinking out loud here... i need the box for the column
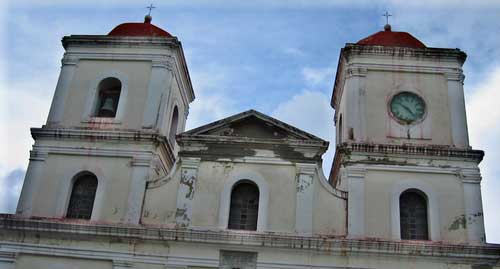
[142,59,172,129]
[347,166,366,238]
[295,163,316,235]
[16,150,47,217]
[446,71,469,148]
[124,156,151,224]
[46,55,78,126]
[461,168,486,244]
[175,158,201,228]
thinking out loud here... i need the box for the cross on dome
[382,11,392,31]
[146,4,156,16]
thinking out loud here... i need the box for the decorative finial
[382,11,392,31]
[145,4,155,23]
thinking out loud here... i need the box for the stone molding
[61,55,79,66]
[1,216,499,261]
[32,127,166,142]
[341,143,484,162]
[295,163,316,175]
[0,251,15,263]
[460,168,482,183]
[345,166,366,179]
[28,150,48,161]
[346,67,368,78]
[64,52,174,70]
[342,44,466,63]
[445,71,466,84]
[62,35,181,49]
[113,260,134,268]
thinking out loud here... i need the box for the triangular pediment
[181,110,325,142]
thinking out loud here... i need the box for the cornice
[341,143,484,163]
[62,35,181,49]
[342,44,467,63]
[32,127,165,143]
[0,216,499,261]
[178,135,329,151]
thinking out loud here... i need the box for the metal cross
[146,4,156,16]
[382,11,392,25]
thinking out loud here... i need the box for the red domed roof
[357,25,425,48]
[108,16,172,37]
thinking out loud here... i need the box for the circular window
[389,92,426,124]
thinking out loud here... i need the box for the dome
[356,25,426,48]
[108,16,172,37]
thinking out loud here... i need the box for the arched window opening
[66,172,98,219]
[228,181,259,231]
[400,189,428,240]
[169,106,179,144]
[94,77,121,118]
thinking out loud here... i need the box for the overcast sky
[0,0,499,243]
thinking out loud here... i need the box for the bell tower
[329,24,486,244]
[16,15,194,224]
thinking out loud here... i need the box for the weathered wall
[364,70,451,145]
[61,59,153,129]
[28,151,133,222]
[335,50,465,147]
[142,157,346,236]
[0,227,496,269]
[15,255,113,269]
[363,169,466,242]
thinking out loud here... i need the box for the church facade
[1,15,499,269]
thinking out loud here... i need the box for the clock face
[389,92,426,124]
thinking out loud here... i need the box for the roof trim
[180,109,326,142]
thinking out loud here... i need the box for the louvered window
[66,173,98,219]
[400,189,428,240]
[228,182,259,231]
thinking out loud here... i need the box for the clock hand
[400,103,416,118]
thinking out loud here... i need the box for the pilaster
[124,156,152,224]
[345,67,367,142]
[460,168,486,244]
[16,150,48,217]
[175,157,201,228]
[346,166,366,238]
[142,59,173,129]
[46,55,78,126]
[295,163,316,235]
[446,70,469,148]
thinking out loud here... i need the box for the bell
[98,97,115,117]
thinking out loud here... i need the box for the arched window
[169,106,179,144]
[400,189,428,240]
[228,181,259,231]
[94,77,121,118]
[66,172,98,219]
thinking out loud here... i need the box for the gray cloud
[0,169,25,213]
